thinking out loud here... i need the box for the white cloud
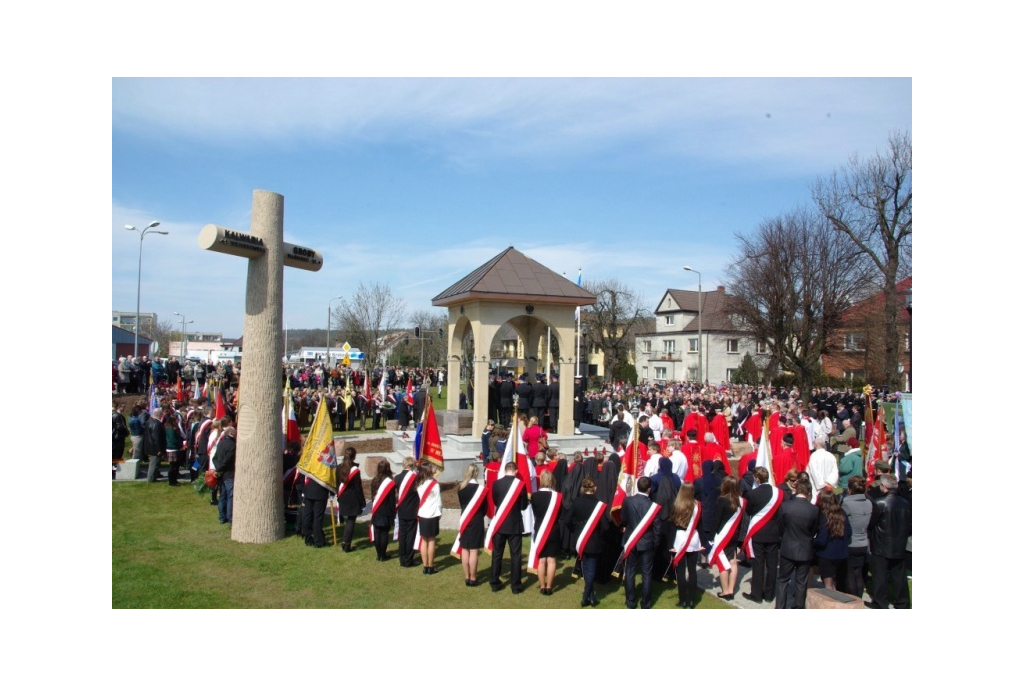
[113,78,910,172]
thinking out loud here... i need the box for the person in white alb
[806,436,839,504]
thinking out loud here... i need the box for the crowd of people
[115,358,911,609]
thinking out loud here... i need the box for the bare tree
[813,130,911,389]
[334,282,406,370]
[726,207,870,396]
[581,278,650,381]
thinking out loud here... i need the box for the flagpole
[575,268,582,379]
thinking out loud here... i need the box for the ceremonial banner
[419,397,444,474]
[753,420,775,486]
[296,395,338,491]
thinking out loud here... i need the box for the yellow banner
[296,395,337,490]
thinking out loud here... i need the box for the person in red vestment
[702,431,732,476]
[681,429,703,482]
[660,410,675,433]
[772,432,798,486]
[746,406,763,445]
[710,414,730,455]
[682,409,709,447]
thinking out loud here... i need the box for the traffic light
[414,326,421,338]
[438,327,444,339]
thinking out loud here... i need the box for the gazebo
[432,247,595,436]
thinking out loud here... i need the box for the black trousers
[549,406,559,431]
[776,555,812,609]
[373,525,390,559]
[398,517,417,566]
[870,553,910,608]
[303,498,328,546]
[844,546,868,598]
[490,533,523,590]
[750,540,780,602]
[624,547,655,609]
[341,516,357,549]
[675,551,699,604]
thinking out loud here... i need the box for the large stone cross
[198,190,322,543]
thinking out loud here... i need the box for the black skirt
[419,516,440,538]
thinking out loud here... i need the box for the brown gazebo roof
[432,247,596,307]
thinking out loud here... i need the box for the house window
[756,340,768,355]
[727,368,737,382]
[642,366,648,380]
[844,369,864,382]
[688,338,698,353]
[655,367,667,380]
[726,339,739,354]
[665,315,675,325]
[664,340,676,353]
[844,332,866,351]
[641,340,651,353]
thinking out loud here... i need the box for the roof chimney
[717,285,725,293]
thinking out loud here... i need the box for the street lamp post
[327,295,344,367]
[125,221,167,358]
[173,312,193,359]
[684,266,702,384]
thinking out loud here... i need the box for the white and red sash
[622,500,661,559]
[742,487,782,558]
[413,479,439,550]
[528,490,563,569]
[368,476,395,542]
[575,501,608,557]
[708,496,746,572]
[194,419,213,452]
[671,501,702,568]
[484,478,525,551]
[451,482,486,556]
[336,467,360,499]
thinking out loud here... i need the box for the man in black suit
[547,373,560,432]
[498,373,515,427]
[621,476,661,609]
[775,479,818,608]
[412,385,427,426]
[301,470,331,547]
[489,462,529,593]
[531,374,549,426]
[742,467,782,604]
[514,374,532,416]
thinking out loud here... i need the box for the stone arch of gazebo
[433,247,595,437]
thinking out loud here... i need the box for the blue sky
[112,78,911,338]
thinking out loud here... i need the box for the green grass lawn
[113,482,731,609]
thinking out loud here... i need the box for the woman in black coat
[693,459,724,556]
[570,477,607,607]
[335,447,366,552]
[369,460,397,561]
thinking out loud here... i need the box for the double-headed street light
[683,266,702,383]
[125,222,168,357]
[173,312,193,359]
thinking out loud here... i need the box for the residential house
[635,286,760,383]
